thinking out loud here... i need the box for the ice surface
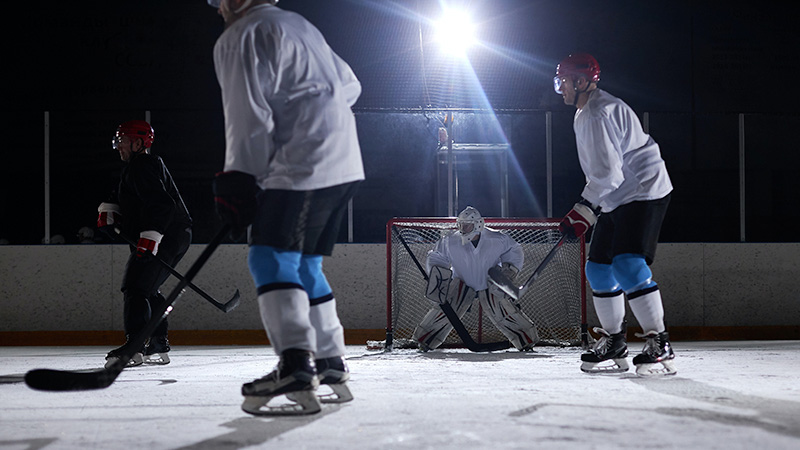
[1,341,799,449]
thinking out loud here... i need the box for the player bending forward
[554,53,676,376]
[208,0,362,415]
[413,207,539,352]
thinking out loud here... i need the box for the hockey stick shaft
[24,224,232,391]
[391,225,510,352]
[114,229,240,313]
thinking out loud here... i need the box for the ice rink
[1,341,799,449]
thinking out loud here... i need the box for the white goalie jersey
[426,228,524,292]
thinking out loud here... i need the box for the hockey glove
[500,262,519,281]
[559,200,598,238]
[97,202,122,236]
[135,230,163,258]
[212,171,259,240]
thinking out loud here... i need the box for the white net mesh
[386,218,586,349]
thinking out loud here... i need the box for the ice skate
[580,326,629,374]
[143,336,171,365]
[104,336,144,369]
[633,330,676,376]
[313,356,353,404]
[241,349,321,416]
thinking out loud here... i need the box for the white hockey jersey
[426,228,524,292]
[213,4,365,191]
[574,89,673,212]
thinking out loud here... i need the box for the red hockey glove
[135,231,163,258]
[212,171,259,240]
[559,201,598,238]
[97,202,122,235]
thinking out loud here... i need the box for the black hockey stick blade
[440,302,512,352]
[24,224,231,392]
[114,228,239,313]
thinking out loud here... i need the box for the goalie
[413,206,539,351]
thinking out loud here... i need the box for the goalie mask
[457,206,484,245]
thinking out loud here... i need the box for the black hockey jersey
[117,153,192,237]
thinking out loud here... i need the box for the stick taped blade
[25,368,119,391]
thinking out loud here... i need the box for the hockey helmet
[554,53,600,94]
[114,120,154,150]
[457,206,484,244]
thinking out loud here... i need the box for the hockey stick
[114,228,240,313]
[24,224,232,392]
[488,234,566,301]
[391,225,511,352]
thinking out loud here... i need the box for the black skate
[144,336,171,365]
[580,325,629,374]
[633,330,677,376]
[314,356,354,404]
[241,349,321,416]
[104,336,144,369]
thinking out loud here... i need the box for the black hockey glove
[212,171,259,240]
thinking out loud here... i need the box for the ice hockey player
[207,0,363,415]
[98,120,193,368]
[413,206,539,352]
[554,53,676,376]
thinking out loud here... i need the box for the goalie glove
[500,262,519,281]
[559,199,599,238]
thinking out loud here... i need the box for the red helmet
[555,53,601,83]
[115,120,154,149]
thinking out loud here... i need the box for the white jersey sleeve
[574,89,672,212]
[213,4,365,191]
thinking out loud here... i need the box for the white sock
[592,291,626,334]
[309,298,346,359]
[257,288,315,355]
[627,288,666,333]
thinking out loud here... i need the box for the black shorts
[250,181,361,256]
[588,194,670,265]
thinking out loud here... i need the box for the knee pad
[248,245,303,289]
[299,254,332,300]
[611,253,656,293]
[585,260,619,293]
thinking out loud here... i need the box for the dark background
[4,0,799,245]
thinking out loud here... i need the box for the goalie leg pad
[479,290,539,350]
[425,266,453,303]
[414,278,475,350]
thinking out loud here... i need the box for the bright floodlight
[434,9,477,56]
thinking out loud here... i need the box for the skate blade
[104,354,143,369]
[635,360,677,377]
[580,358,629,374]
[317,382,354,404]
[143,353,170,365]
[243,391,322,416]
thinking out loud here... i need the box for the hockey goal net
[384,218,587,349]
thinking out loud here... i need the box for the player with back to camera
[207,0,364,415]
[554,53,676,376]
[413,206,539,352]
[97,120,193,368]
